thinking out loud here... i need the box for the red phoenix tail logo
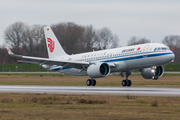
[47,38,55,53]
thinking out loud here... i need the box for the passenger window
[154,48,157,51]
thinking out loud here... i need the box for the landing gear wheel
[121,72,132,87]
[152,76,158,80]
[126,80,131,87]
[92,80,96,86]
[86,79,92,86]
[122,80,127,87]
[155,76,158,80]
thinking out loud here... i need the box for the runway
[0,85,180,96]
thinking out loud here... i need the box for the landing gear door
[143,45,150,57]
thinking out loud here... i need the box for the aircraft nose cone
[171,52,175,62]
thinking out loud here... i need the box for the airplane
[5,26,175,87]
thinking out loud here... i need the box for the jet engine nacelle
[141,66,164,79]
[87,62,110,78]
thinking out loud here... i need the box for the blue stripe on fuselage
[51,51,173,71]
[102,52,173,63]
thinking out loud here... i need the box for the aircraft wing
[5,44,89,69]
[21,56,90,69]
[5,44,115,70]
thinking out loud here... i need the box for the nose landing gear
[152,75,158,80]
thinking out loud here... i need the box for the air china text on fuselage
[6,26,175,87]
[122,48,135,52]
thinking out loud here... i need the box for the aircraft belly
[111,61,128,72]
[125,57,154,70]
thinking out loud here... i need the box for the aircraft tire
[152,76,158,80]
[155,76,158,80]
[86,79,92,86]
[92,80,96,86]
[122,80,127,87]
[127,80,131,87]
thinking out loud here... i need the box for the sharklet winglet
[5,43,13,55]
[5,44,22,58]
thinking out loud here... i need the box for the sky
[1,0,180,47]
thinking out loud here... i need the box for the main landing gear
[86,79,96,86]
[86,72,132,87]
[121,72,132,87]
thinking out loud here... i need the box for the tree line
[1,21,180,64]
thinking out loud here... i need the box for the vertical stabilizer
[44,26,68,59]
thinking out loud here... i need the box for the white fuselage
[43,43,174,76]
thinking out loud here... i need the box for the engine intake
[87,63,110,78]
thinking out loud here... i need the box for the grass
[164,63,180,71]
[0,72,179,76]
[0,93,179,120]
[0,74,179,87]
[0,64,50,72]
[0,72,65,76]
[0,73,179,119]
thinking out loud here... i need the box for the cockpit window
[154,47,169,51]
[161,47,167,50]
[157,48,161,51]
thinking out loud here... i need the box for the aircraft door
[107,53,112,60]
[109,53,113,60]
[143,45,149,57]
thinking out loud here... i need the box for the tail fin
[44,26,68,59]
